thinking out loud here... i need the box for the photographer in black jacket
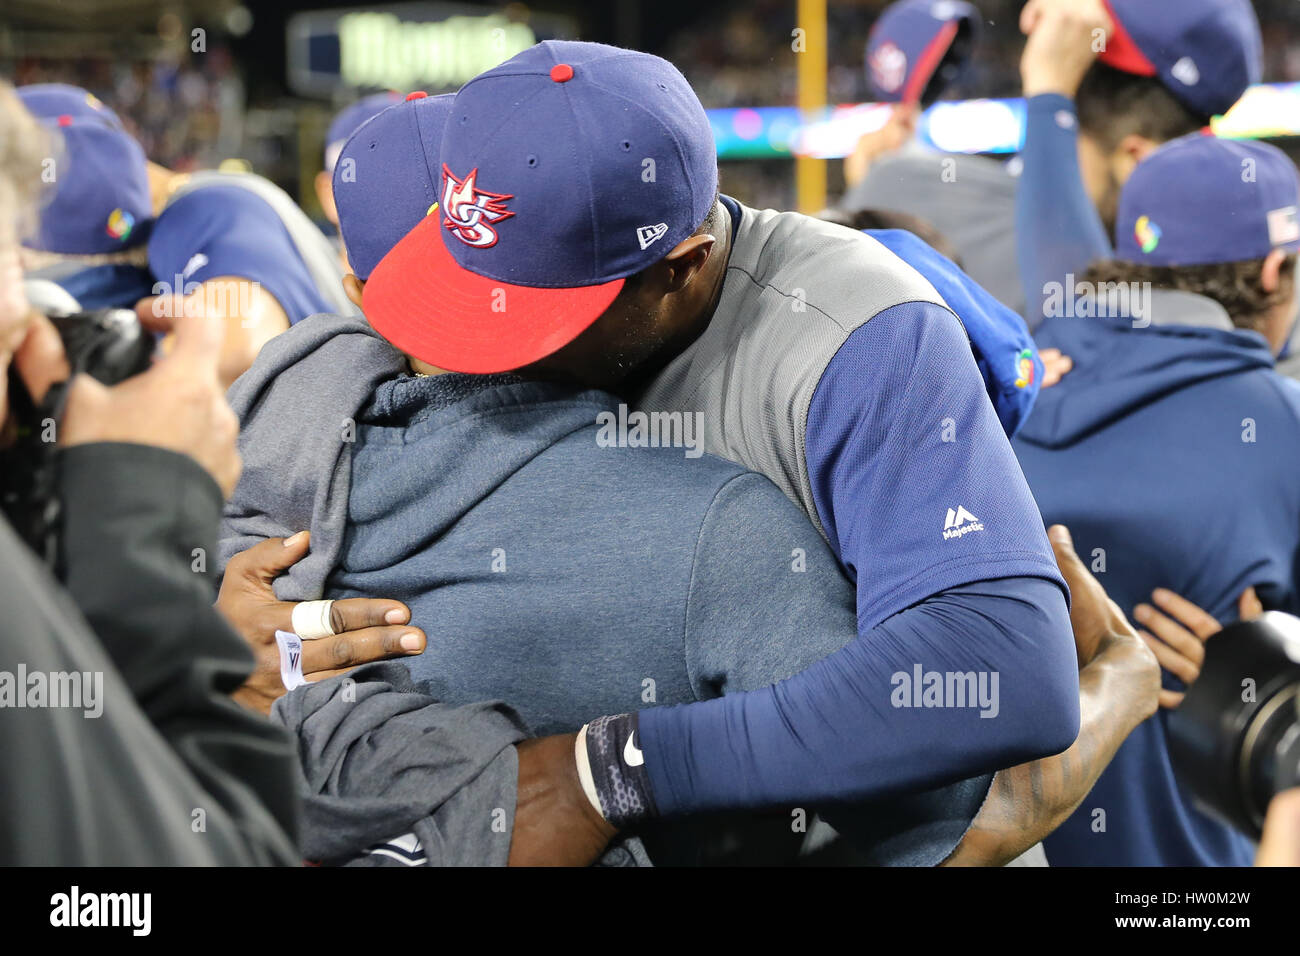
[0,80,300,865]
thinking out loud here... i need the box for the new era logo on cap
[637,223,668,250]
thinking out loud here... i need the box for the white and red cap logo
[440,164,515,248]
[870,41,908,94]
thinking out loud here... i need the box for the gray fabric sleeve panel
[274,662,654,867]
[167,170,353,315]
[679,469,991,868]
[683,471,858,696]
[271,662,528,866]
[636,205,948,539]
[841,152,1025,315]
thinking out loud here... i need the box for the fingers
[1137,629,1199,685]
[327,596,411,634]
[227,531,311,588]
[12,310,71,402]
[1020,0,1043,35]
[1238,586,1263,621]
[1156,688,1185,711]
[134,295,177,333]
[1047,523,1084,583]
[1039,348,1073,388]
[161,307,225,380]
[302,624,426,675]
[1149,588,1222,640]
[1134,602,1206,664]
[1257,788,1300,866]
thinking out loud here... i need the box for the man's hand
[217,531,427,715]
[136,275,290,387]
[844,103,918,187]
[944,525,1159,866]
[1019,0,1111,99]
[1050,524,1143,670]
[1134,586,1262,709]
[1039,348,1073,387]
[58,310,243,496]
[509,733,617,866]
[1257,787,1300,867]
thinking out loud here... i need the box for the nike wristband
[581,713,657,827]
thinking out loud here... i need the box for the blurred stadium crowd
[7,1,1300,211]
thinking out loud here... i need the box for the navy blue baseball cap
[324,91,403,173]
[333,91,454,280]
[1116,134,1300,267]
[17,83,124,130]
[362,40,718,374]
[17,114,151,255]
[1099,0,1261,119]
[865,0,979,107]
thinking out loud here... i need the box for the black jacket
[0,442,298,864]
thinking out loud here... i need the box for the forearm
[1016,94,1113,329]
[639,576,1080,816]
[941,632,1157,866]
[177,277,289,386]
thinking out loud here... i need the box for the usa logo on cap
[441,165,514,248]
[870,42,908,94]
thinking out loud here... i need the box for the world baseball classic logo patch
[441,164,514,248]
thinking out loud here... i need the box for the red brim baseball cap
[363,212,624,373]
[360,40,717,374]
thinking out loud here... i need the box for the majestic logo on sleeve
[943,506,984,540]
[441,164,514,248]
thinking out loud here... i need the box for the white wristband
[291,600,337,640]
[275,629,307,691]
[574,723,605,819]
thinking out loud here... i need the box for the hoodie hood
[220,311,611,599]
[343,372,612,571]
[1017,289,1275,449]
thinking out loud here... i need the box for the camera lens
[1168,612,1300,838]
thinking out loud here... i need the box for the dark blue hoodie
[1014,289,1300,866]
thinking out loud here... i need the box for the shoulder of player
[727,202,947,327]
[155,175,282,232]
[1257,366,1300,427]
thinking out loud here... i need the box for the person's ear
[1261,248,1287,294]
[316,170,338,225]
[660,233,717,294]
[342,273,365,310]
[1259,250,1295,354]
[1109,134,1159,187]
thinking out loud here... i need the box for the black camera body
[1,307,155,564]
[1168,612,1300,839]
[47,307,155,386]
